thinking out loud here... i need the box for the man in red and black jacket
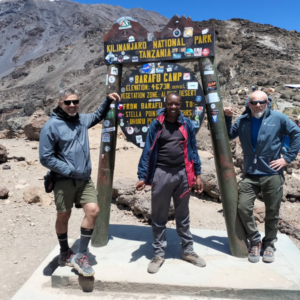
[136,92,205,274]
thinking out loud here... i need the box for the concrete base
[49,224,300,299]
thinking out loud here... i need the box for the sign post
[92,14,248,257]
[91,64,122,247]
[198,57,248,257]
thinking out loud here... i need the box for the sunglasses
[63,100,79,106]
[249,100,268,105]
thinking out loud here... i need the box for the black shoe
[58,249,75,267]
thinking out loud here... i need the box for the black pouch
[44,171,54,193]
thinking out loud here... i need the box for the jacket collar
[156,107,185,124]
[52,106,79,121]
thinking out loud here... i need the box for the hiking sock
[57,232,69,253]
[78,227,94,253]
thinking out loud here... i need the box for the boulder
[2,164,11,170]
[293,94,300,102]
[0,144,8,163]
[280,91,293,100]
[253,206,265,223]
[0,129,19,139]
[0,187,9,199]
[257,79,268,86]
[23,187,52,205]
[196,125,212,152]
[24,110,49,140]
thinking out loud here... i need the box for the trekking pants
[151,166,194,257]
[237,174,284,249]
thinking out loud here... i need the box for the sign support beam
[198,57,248,257]
[91,64,122,247]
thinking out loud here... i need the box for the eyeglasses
[249,100,268,105]
[63,100,79,106]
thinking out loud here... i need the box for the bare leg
[56,210,72,234]
[81,203,99,229]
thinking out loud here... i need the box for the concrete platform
[49,224,300,299]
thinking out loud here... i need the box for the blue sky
[73,0,300,31]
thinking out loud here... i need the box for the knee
[86,205,99,219]
[57,211,71,224]
[237,201,250,216]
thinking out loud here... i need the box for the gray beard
[251,107,267,119]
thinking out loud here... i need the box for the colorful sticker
[195,106,203,115]
[204,70,214,75]
[187,82,198,89]
[202,48,210,56]
[208,81,217,91]
[173,28,181,37]
[142,126,148,132]
[121,30,128,37]
[172,53,182,59]
[128,36,135,42]
[105,146,110,152]
[183,73,190,80]
[205,93,219,103]
[102,127,116,133]
[142,64,151,73]
[136,135,143,144]
[103,120,110,127]
[184,48,194,57]
[196,96,202,102]
[192,120,200,128]
[194,48,202,57]
[102,133,110,142]
[212,115,218,123]
[126,127,134,135]
[156,66,164,73]
[110,67,118,75]
[105,52,114,64]
[118,113,123,118]
[106,110,114,119]
[132,56,139,62]
[183,27,193,37]
[195,115,199,121]
[118,55,123,62]
[118,104,123,110]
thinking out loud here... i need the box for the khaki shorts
[53,179,98,212]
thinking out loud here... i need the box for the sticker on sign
[205,93,220,103]
[187,82,198,89]
[102,127,116,133]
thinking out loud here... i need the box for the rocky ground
[1,123,300,300]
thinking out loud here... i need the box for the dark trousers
[237,174,284,249]
[151,166,194,257]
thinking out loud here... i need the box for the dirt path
[0,123,299,300]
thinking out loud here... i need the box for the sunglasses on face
[63,100,79,106]
[249,100,268,105]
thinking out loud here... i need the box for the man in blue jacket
[224,90,300,263]
[136,92,205,273]
[39,88,120,276]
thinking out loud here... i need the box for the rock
[196,125,212,152]
[238,100,246,106]
[293,94,300,102]
[0,187,9,199]
[2,164,11,170]
[6,117,27,133]
[23,187,41,204]
[267,79,276,86]
[47,65,55,72]
[24,110,49,140]
[283,107,300,116]
[0,144,8,163]
[230,89,237,95]
[257,79,268,86]
[253,207,265,223]
[280,91,293,100]
[0,129,19,139]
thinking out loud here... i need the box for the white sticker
[205,93,220,103]
[136,135,143,144]
[102,133,110,142]
[121,87,125,93]
[204,70,214,75]
[121,51,125,55]
[167,68,172,72]
[142,126,148,132]
[108,76,115,83]
[140,142,145,148]
[126,127,134,135]
[105,146,110,152]
[106,75,108,85]
[103,120,110,127]
[102,127,116,133]
[187,82,198,89]
[202,28,209,34]
[183,73,190,80]
[211,104,216,109]
[110,67,118,75]
[128,36,135,42]
[110,103,115,108]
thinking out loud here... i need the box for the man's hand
[136,180,146,191]
[223,107,233,117]
[194,175,203,194]
[270,158,288,171]
[107,93,121,102]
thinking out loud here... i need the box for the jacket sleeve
[137,122,156,181]
[83,97,113,129]
[39,123,72,176]
[225,115,239,140]
[283,116,300,163]
[189,120,201,175]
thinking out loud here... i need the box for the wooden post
[91,64,122,247]
[198,57,248,257]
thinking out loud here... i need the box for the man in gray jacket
[224,90,300,263]
[39,88,120,276]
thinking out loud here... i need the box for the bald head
[249,91,268,102]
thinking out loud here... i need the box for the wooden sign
[104,15,215,64]
[117,62,206,148]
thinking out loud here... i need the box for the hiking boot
[71,252,95,277]
[182,252,206,267]
[248,242,261,263]
[262,246,275,263]
[58,249,75,267]
[147,256,165,274]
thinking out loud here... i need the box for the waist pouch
[44,171,54,193]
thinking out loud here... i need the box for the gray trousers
[238,174,284,249]
[151,166,194,257]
